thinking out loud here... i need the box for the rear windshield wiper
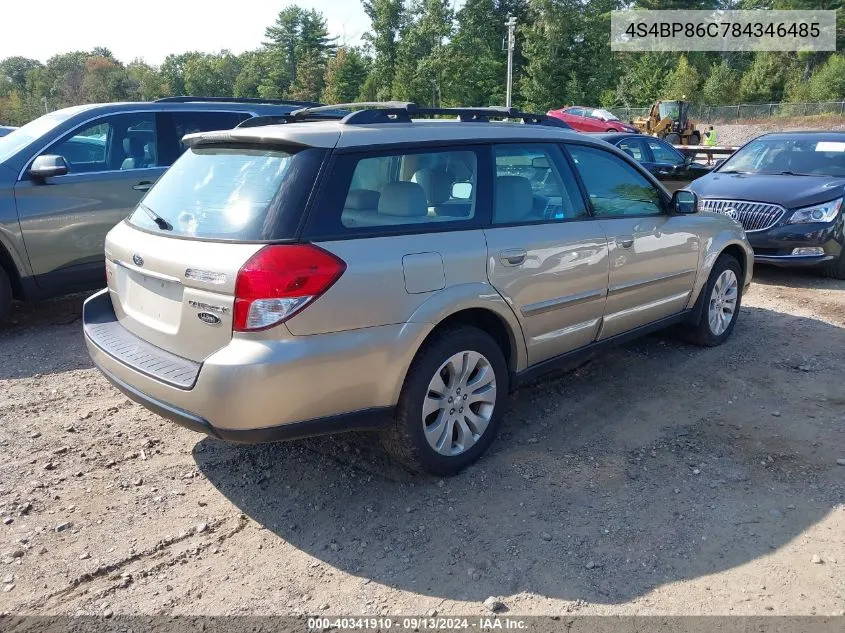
[140,203,172,231]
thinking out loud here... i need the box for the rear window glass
[128,145,324,240]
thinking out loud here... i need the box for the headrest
[414,169,452,205]
[378,181,428,217]
[494,176,534,223]
[345,189,380,210]
[123,136,145,156]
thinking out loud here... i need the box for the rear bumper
[97,363,394,443]
[83,289,423,440]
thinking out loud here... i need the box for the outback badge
[197,312,222,325]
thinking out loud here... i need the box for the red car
[547,106,639,133]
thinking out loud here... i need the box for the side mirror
[29,155,68,180]
[452,182,472,200]
[673,189,698,214]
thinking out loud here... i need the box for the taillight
[233,244,346,332]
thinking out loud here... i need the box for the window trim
[17,108,258,181]
[644,137,685,166]
[562,141,670,219]
[302,144,491,242]
[488,142,593,228]
[615,137,650,164]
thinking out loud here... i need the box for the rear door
[566,143,700,339]
[483,143,610,364]
[14,112,167,290]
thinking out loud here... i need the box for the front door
[484,143,610,364]
[14,112,167,291]
[566,143,700,339]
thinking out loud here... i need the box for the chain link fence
[609,101,845,124]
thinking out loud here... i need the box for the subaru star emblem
[132,254,144,267]
[197,312,222,325]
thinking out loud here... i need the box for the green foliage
[362,0,405,100]
[700,61,740,105]
[805,53,845,102]
[322,48,370,104]
[664,56,700,101]
[739,53,794,103]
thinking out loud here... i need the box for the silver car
[83,103,753,475]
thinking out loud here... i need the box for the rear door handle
[499,249,527,267]
[132,181,153,192]
[616,236,634,249]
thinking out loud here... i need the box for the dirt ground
[0,266,843,618]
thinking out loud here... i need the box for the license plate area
[116,264,184,334]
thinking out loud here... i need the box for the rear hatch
[106,141,330,363]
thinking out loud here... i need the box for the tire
[0,266,11,324]
[689,132,701,146]
[382,325,509,476]
[665,132,681,145]
[683,254,743,347]
[823,250,845,280]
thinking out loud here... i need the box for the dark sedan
[688,131,845,279]
[0,126,16,138]
[592,132,711,191]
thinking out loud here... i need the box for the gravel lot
[0,266,843,617]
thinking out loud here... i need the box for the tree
[126,60,168,101]
[446,0,529,107]
[81,56,131,103]
[362,0,405,100]
[264,6,335,91]
[664,56,700,101]
[700,60,740,105]
[391,0,454,105]
[739,53,794,102]
[805,53,845,102]
[0,57,42,95]
[182,52,241,97]
[288,50,326,101]
[322,48,370,103]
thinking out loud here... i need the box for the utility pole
[505,15,517,109]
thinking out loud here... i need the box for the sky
[0,0,372,65]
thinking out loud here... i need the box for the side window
[567,144,663,218]
[339,149,478,229]
[46,113,158,174]
[616,138,647,162]
[173,111,251,154]
[569,107,584,117]
[493,144,587,225]
[646,139,684,166]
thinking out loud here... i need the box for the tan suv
[83,103,753,475]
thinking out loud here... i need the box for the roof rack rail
[155,96,323,107]
[288,101,571,128]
